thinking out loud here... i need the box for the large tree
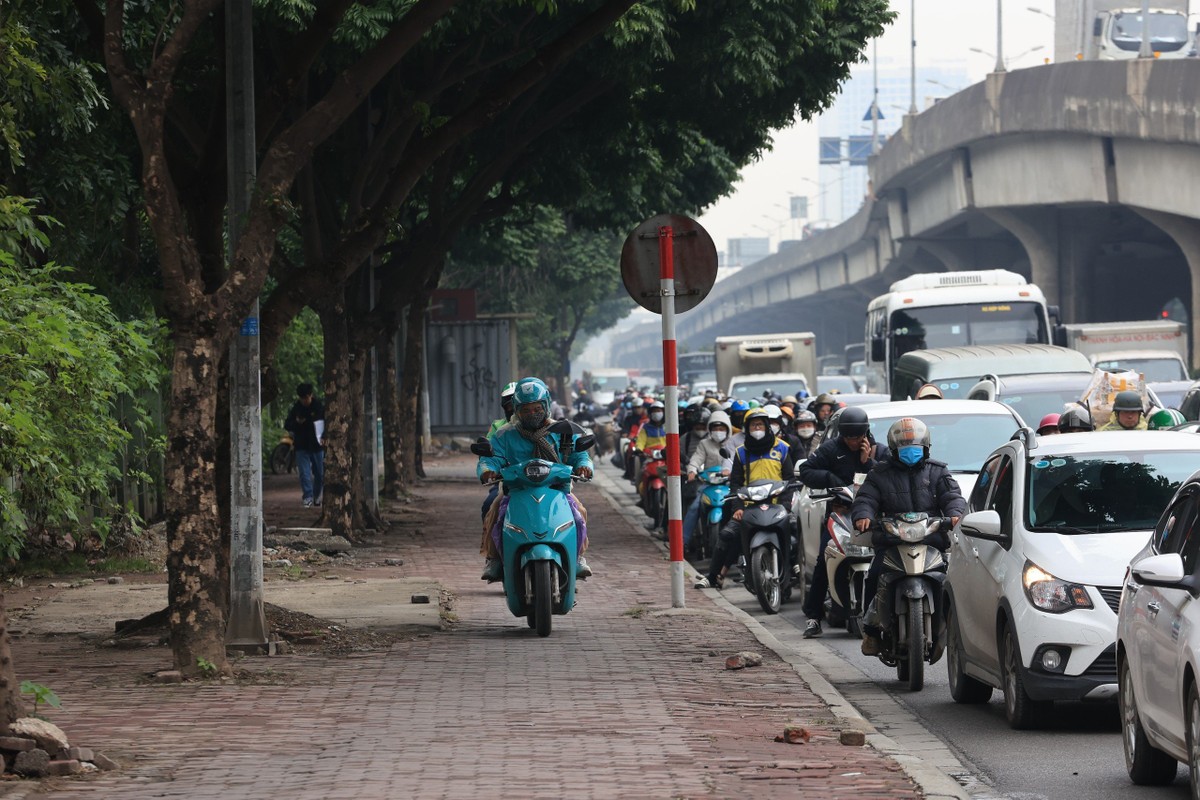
[8,0,891,675]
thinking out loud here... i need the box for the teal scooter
[472,434,593,637]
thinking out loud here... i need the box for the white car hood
[1022,530,1152,586]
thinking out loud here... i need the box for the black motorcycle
[736,478,801,614]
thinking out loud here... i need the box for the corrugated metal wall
[425,320,512,434]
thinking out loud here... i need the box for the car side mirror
[470,439,493,457]
[1132,552,1193,589]
[575,434,596,452]
[960,510,1007,543]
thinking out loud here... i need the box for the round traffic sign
[620,213,718,315]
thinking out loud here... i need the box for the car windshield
[1026,453,1197,532]
[818,376,857,393]
[731,379,809,399]
[1093,357,1187,382]
[866,413,1020,472]
[995,385,1089,427]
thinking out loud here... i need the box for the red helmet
[1037,413,1061,435]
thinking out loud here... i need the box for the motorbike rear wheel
[533,561,552,637]
[751,546,782,614]
[906,600,925,692]
[270,443,293,475]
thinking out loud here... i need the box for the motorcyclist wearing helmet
[481,381,520,519]
[796,406,888,637]
[808,393,839,429]
[1099,390,1149,431]
[1036,413,1061,436]
[681,404,712,467]
[698,409,795,590]
[1148,408,1187,430]
[1057,404,1094,433]
[635,401,668,453]
[763,404,799,453]
[683,410,734,553]
[852,417,966,656]
[728,399,749,434]
[477,377,595,582]
[791,409,820,461]
[620,396,647,437]
[914,383,944,400]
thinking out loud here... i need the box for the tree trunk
[379,321,405,499]
[398,291,430,485]
[317,299,359,542]
[212,352,232,614]
[164,334,230,676]
[0,593,26,730]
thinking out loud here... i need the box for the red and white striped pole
[659,225,685,608]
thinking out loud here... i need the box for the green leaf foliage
[0,201,161,555]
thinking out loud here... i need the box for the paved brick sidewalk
[5,455,919,799]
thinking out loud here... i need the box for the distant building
[726,237,771,267]
[816,59,970,223]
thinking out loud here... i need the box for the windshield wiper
[1050,524,1103,536]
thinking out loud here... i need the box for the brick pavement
[5,454,921,799]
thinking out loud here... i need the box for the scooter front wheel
[751,546,782,614]
[906,600,925,692]
[533,560,553,637]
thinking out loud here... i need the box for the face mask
[710,430,728,443]
[749,430,767,441]
[898,445,924,466]
[769,423,781,435]
[520,409,547,431]
[650,412,664,423]
[797,427,815,440]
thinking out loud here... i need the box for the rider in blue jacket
[478,377,594,581]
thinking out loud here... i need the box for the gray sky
[696,0,1057,251]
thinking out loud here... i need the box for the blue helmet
[513,377,551,414]
[729,399,749,412]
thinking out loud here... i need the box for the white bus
[863,270,1057,394]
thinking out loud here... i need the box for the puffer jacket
[797,436,886,489]
[851,456,967,533]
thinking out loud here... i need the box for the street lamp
[926,78,965,93]
[970,44,1045,68]
[1026,5,1053,21]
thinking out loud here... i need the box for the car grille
[1082,644,1117,678]
[1097,586,1122,614]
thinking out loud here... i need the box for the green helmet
[747,399,761,409]
[1147,408,1187,430]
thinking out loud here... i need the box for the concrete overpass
[612,58,1200,372]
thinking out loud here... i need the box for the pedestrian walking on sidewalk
[285,382,325,507]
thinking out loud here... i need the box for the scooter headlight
[504,521,526,535]
[744,484,771,503]
[554,520,574,535]
[524,462,551,482]
[896,521,927,542]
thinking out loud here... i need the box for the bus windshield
[890,301,1046,362]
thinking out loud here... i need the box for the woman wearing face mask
[790,409,819,461]
[683,411,733,556]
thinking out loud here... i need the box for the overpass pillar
[983,209,1097,323]
[1133,209,1200,371]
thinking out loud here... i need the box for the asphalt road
[769,591,1194,799]
[598,455,1191,798]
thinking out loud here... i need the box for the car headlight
[1022,561,1093,613]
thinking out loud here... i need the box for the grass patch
[3,553,158,578]
[623,605,650,619]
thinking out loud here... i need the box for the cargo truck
[1062,319,1192,406]
[715,332,817,398]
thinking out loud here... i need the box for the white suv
[1116,468,1200,790]
[945,430,1200,729]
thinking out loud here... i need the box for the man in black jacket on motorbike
[852,417,966,656]
[796,407,887,638]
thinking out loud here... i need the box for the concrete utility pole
[225,0,268,651]
[1139,0,1153,58]
[909,0,918,114]
[871,38,880,153]
[995,0,1007,73]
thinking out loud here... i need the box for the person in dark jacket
[796,406,887,638]
[851,416,966,655]
[285,382,325,508]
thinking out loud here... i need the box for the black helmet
[838,406,870,437]
[1113,390,1144,414]
[683,403,711,428]
[1057,405,1093,433]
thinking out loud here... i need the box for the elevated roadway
[613,58,1200,372]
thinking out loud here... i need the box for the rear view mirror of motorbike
[575,434,596,452]
[718,448,730,459]
[470,440,494,457]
